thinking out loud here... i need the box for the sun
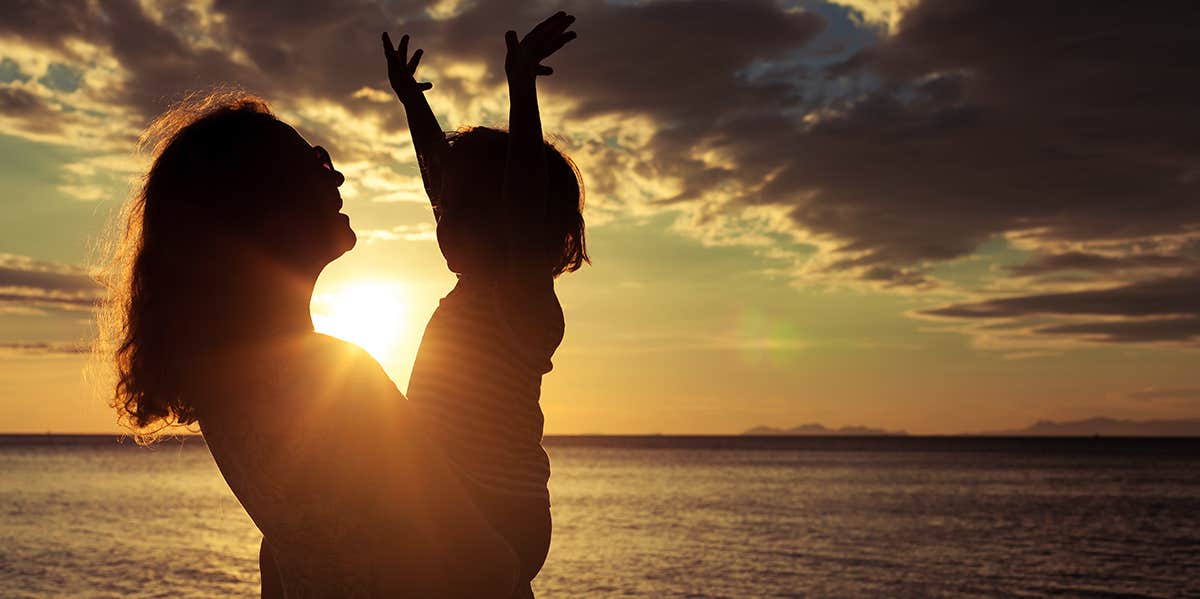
[312,280,410,363]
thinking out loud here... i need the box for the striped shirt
[406,276,563,505]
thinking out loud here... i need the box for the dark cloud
[1034,317,1200,344]
[0,255,101,310]
[6,0,1197,249]
[405,0,823,202]
[3,0,396,137]
[1008,252,1196,277]
[922,272,1200,345]
[94,0,254,118]
[754,0,1200,282]
[0,86,48,114]
[400,0,1200,290]
[495,0,821,121]
[4,0,1200,349]
[0,87,65,135]
[0,0,99,51]
[923,274,1200,320]
[0,342,89,355]
[208,0,405,101]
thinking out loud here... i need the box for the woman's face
[256,121,356,270]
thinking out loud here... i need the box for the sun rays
[312,280,412,364]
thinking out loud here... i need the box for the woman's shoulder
[202,333,411,482]
[202,333,404,435]
[292,333,401,393]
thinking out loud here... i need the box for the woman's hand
[504,11,577,83]
[382,32,433,102]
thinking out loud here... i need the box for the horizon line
[3,432,1200,439]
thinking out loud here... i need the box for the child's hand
[504,11,577,83]
[382,32,433,102]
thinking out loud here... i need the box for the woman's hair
[97,90,282,441]
[443,126,589,277]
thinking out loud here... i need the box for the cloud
[0,341,90,356]
[357,223,437,243]
[0,254,101,311]
[924,275,1200,320]
[1035,317,1200,345]
[3,0,1199,351]
[7,0,823,215]
[920,272,1200,346]
[775,0,1200,284]
[0,85,64,135]
[1007,251,1196,277]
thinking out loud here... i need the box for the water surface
[2,435,1197,597]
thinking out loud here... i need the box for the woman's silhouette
[100,91,520,596]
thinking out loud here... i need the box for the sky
[1,0,1199,435]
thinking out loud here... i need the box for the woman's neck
[230,256,319,342]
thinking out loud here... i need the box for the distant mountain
[743,423,908,436]
[976,417,1200,437]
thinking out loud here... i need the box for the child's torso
[406,277,563,505]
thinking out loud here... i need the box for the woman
[99,90,519,596]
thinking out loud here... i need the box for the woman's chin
[311,217,356,264]
[336,219,357,253]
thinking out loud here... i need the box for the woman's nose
[331,168,345,187]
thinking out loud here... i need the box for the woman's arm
[346,347,520,596]
[237,340,518,596]
[501,12,577,277]
[383,32,450,219]
[369,409,520,596]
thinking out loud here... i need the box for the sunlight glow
[312,280,410,363]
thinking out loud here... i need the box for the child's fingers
[382,32,394,57]
[408,48,424,72]
[538,12,574,42]
[542,31,576,57]
[526,13,558,42]
[505,30,519,53]
[551,14,576,37]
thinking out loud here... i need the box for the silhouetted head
[101,90,352,437]
[439,126,588,277]
[140,93,354,271]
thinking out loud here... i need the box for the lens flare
[312,280,409,363]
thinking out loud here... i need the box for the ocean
[2,435,1198,598]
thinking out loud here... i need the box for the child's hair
[443,126,588,277]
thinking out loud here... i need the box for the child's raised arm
[501,12,576,279]
[383,32,450,219]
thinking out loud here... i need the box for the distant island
[974,417,1200,437]
[741,417,1200,437]
[743,423,908,436]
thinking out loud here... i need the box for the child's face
[437,166,505,276]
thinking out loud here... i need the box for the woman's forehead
[264,121,311,151]
[243,121,321,176]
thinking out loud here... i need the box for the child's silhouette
[383,10,587,598]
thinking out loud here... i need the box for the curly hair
[444,126,589,277]
[96,90,279,441]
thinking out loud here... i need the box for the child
[382,11,586,597]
